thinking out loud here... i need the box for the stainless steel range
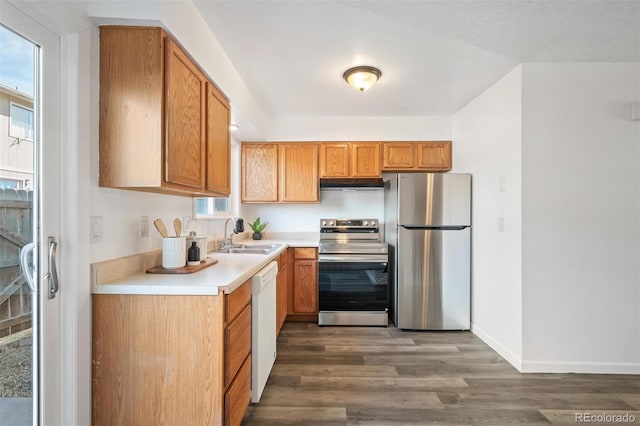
[318,219,389,326]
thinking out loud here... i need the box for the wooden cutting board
[146,257,219,274]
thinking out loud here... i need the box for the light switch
[498,176,506,192]
[90,216,103,243]
[140,216,149,238]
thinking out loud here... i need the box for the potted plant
[248,217,268,240]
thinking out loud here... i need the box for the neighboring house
[0,83,33,189]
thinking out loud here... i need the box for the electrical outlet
[497,217,505,232]
[140,216,149,238]
[182,216,191,232]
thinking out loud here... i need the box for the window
[0,177,25,189]
[194,197,232,218]
[9,102,34,141]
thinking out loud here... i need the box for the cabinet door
[351,143,381,177]
[99,27,164,188]
[224,305,251,388]
[206,83,230,195]
[416,142,452,171]
[164,38,206,189]
[241,144,279,202]
[293,260,318,313]
[382,143,415,170]
[279,144,319,202]
[224,354,251,426]
[276,262,288,334]
[319,143,349,177]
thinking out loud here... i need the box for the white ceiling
[194,0,639,117]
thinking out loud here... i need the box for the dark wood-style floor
[243,322,640,425]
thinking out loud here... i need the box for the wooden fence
[0,188,32,338]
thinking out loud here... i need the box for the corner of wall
[452,64,524,365]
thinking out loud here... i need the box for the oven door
[318,254,389,312]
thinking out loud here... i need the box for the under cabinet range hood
[320,178,384,190]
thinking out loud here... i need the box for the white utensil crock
[162,237,186,269]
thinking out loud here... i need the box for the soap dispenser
[187,241,200,266]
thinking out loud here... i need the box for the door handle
[19,242,37,293]
[45,236,59,299]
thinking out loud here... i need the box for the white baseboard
[520,360,640,375]
[471,324,523,371]
[472,325,640,375]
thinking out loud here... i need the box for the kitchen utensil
[174,218,182,237]
[153,219,169,238]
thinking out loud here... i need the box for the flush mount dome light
[343,66,382,92]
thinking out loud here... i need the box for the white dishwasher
[251,261,278,403]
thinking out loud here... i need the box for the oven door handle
[319,255,388,263]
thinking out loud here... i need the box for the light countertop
[91,238,318,296]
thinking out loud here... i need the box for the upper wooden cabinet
[351,143,381,177]
[241,144,279,202]
[320,142,381,178]
[164,37,206,189]
[99,26,230,197]
[241,143,319,203]
[319,143,349,177]
[279,144,319,202]
[382,142,452,172]
[206,83,231,195]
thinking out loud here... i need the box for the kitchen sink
[220,243,283,255]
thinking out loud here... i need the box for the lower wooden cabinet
[225,354,251,426]
[92,294,225,425]
[287,247,318,321]
[276,250,290,334]
[224,304,251,387]
[223,279,252,426]
[92,279,253,426]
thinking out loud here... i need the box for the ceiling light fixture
[343,66,382,92]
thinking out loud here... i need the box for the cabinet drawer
[225,279,251,324]
[224,304,251,388]
[225,354,251,426]
[294,247,316,260]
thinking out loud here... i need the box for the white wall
[268,115,451,141]
[520,63,640,373]
[242,190,384,232]
[452,65,523,367]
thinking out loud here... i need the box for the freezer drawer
[396,227,470,330]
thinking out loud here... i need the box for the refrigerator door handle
[399,225,469,231]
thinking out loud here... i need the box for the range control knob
[371,220,377,226]
[322,221,327,227]
[329,221,335,226]
[363,220,369,227]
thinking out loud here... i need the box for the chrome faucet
[223,217,237,248]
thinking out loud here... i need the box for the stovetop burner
[319,218,385,254]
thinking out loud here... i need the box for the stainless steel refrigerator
[384,173,471,330]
